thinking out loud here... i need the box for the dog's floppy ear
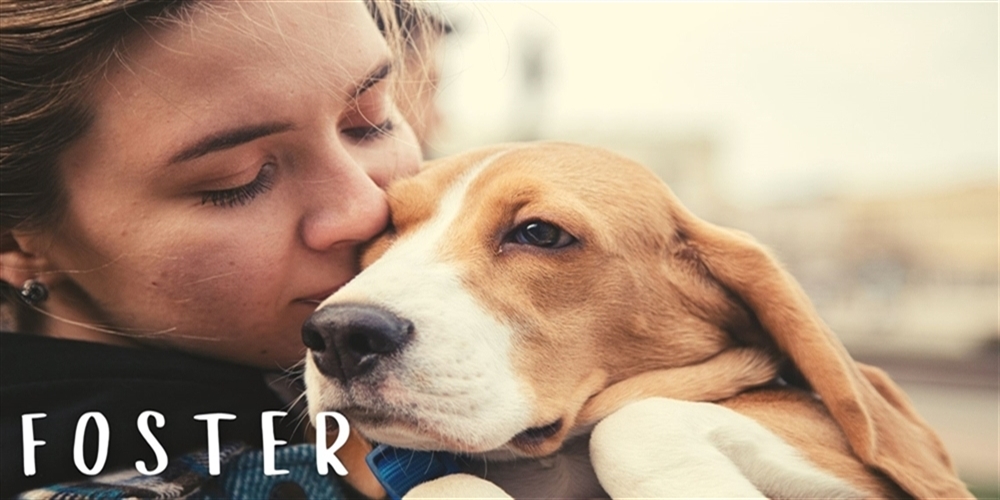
[670,201,971,499]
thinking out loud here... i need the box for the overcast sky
[432,3,997,207]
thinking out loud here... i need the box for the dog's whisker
[296,143,964,498]
[274,360,306,382]
[288,408,311,440]
[287,390,309,412]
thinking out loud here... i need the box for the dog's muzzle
[302,303,414,383]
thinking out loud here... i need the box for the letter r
[315,412,349,476]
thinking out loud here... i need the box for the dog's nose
[302,303,413,383]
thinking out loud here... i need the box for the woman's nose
[299,162,390,252]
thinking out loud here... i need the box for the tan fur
[427,145,761,456]
[666,191,972,499]
[577,347,778,427]
[335,142,970,499]
[720,389,909,498]
[338,428,386,499]
[304,426,385,499]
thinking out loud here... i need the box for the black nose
[302,303,413,383]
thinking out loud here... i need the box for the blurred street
[857,350,999,494]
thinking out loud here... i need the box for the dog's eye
[511,221,576,248]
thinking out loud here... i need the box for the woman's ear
[0,230,53,287]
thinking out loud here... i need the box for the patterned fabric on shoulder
[18,443,344,500]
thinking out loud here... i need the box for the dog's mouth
[339,408,392,426]
[509,419,563,451]
[341,402,566,456]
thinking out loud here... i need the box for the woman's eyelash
[343,119,394,141]
[201,162,276,208]
[197,115,390,209]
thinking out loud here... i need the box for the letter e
[261,411,289,476]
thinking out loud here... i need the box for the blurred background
[411,2,998,495]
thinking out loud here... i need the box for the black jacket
[0,333,297,498]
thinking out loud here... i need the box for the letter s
[136,411,168,475]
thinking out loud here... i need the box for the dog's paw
[403,474,513,499]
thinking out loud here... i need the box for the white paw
[403,473,513,499]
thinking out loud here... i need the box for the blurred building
[730,183,998,358]
[530,129,999,358]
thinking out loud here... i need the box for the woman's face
[35,1,420,368]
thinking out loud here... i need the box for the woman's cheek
[142,241,280,324]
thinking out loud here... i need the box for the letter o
[73,412,109,475]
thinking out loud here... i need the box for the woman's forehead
[108,1,385,88]
[75,1,388,170]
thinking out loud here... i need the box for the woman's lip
[296,286,342,305]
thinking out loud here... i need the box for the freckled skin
[20,2,421,368]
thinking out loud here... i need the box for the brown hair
[1,1,194,234]
[370,0,452,150]
[0,0,430,330]
[1,0,197,328]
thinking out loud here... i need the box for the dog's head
[303,142,965,497]
[303,142,759,456]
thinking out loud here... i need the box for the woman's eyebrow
[352,60,393,100]
[169,122,294,164]
[167,61,392,165]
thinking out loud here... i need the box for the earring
[19,279,49,306]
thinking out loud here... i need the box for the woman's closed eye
[200,161,277,208]
[342,118,395,142]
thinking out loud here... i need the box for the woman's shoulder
[1,332,269,384]
[1,332,302,498]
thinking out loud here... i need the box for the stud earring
[19,279,48,306]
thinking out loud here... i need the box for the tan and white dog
[302,142,971,499]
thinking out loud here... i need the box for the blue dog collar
[365,445,463,500]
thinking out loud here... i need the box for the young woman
[0,1,436,497]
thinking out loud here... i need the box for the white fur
[306,150,537,453]
[590,398,863,499]
[406,474,513,499]
[399,397,863,499]
[305,146,867,497]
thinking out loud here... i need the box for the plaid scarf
[17,443,345,500]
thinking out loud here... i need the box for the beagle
[302,142,971,499]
